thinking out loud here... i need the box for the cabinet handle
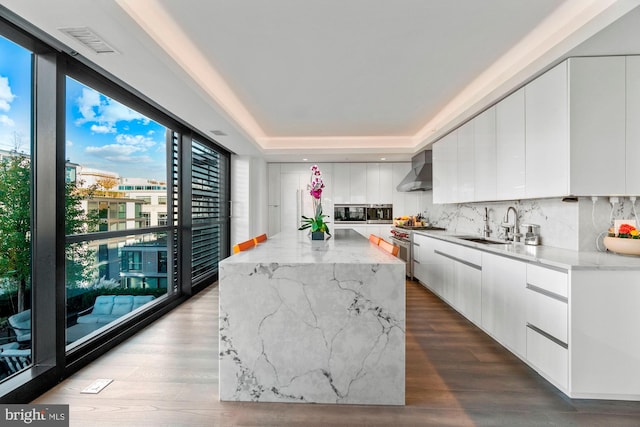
[413,259,421,264]
[527,323,568,349]
[526,283,567,303]
[412,242,420,247]
[434,249,482,270]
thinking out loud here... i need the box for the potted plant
[299,203,331,239]
[298,165,331,240]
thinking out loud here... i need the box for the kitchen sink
[454,236,509,245]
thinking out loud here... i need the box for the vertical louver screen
[191,140,226,283]
[170,130,180,293]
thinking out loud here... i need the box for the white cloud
[115,133,155,148]
[66,140,73,147]
[0,114,15,127]
[86,144,143,156]
[74,87,149,128]
[0,76,16,112]
[90,124,115,134]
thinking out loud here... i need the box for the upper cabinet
[457,121,475,203]
[524,60,570,198]
[496,88,525,200]
[526,57,626,197]
[474,106,497,201]
[433,55,634,204]
[366,163,394,204]
[433,131,458,204]
[626,56,640,196]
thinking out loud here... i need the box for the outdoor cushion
[111,296,134,316]
[92,296,115,315]
[132,295,155,310]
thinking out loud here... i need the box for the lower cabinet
[525,326,569,390]
[424,238,482,326]
[415,234,640,400]
[524,263,569,389]
[481,252,527,357]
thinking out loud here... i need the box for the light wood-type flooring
[33,280,640,426]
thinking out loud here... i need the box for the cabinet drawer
[526,326,568,390]
[526,264,567,298]
[434,240,482,267]
[526,287,568,344]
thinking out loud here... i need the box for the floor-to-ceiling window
[64,76,171,346]
[0,14,231,400]
[0,34,32,381]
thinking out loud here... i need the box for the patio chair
[8,309,31,346]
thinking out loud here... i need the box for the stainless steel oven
[366,204,393,224]
[390,228,412,278]
[334,204,367,224]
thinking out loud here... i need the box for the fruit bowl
[603,236,640,256]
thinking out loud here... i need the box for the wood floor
[33,280,640,426]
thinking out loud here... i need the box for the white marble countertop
[221,229,404,265]
[414,230,640,270]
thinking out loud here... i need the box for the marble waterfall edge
[219,261,405,405]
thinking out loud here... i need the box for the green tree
[0,156,98,313]
[0,155,31,312]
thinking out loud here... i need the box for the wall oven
[334,204,367,224]
[366,204,393,224]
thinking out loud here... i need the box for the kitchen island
[218,229,405,405]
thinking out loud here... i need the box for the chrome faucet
[483,207,491,238]
[502,206,521,243]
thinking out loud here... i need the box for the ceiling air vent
[58,27,117,54]
[209,130,227,136]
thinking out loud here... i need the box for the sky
[1,35,167,181]
[0,36,31,155]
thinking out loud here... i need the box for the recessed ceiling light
[380,157,386,161]
[302,158,308,161]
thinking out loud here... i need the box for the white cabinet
[412,232,435,290]
[525,60,569,198]
[481,252,527,357]
[391,163,410,216]
[280,171,313,233]
[366,163,393,204]
[432,131,458,204]
[457,121,475,203]
[525,57,626,198]
[332,163,367,204]
[525,264,569,390]
[496,88,525,200]
[432,239,482,325]
[626,56,640,195]
[333,163,350,204]
[474,106,497,201]
[349,163,367,204]
[267,164,281,236]
[568,57,626,196]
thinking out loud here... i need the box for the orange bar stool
[253,233,268,244]
[369,234,381,245]
[379,239,400,257]
[233,239,256,254]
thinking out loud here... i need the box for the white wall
[231,155,268,249]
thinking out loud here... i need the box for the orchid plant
[298,164,331,235]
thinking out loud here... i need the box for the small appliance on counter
[520,223,541,246]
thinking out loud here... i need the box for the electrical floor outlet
[81,378,113,394]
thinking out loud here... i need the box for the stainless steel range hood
[396,150,432,192]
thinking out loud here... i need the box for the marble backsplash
[419,192,640,252]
